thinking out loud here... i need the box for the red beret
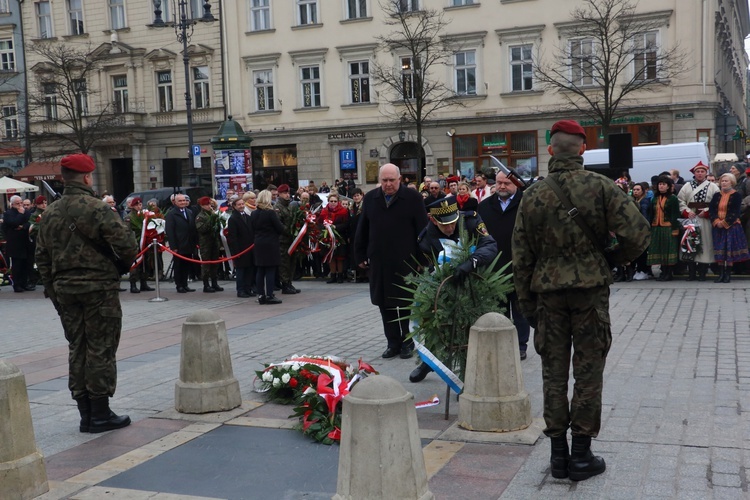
[129,197,142,208]
[745,167,750,176]
[277,184,290,193]
[60,154,96,173]
[35,195,47,205]
[690,161,709,174]
[446,175,460,183]
[550,120,586,140]
[198,196,212,206]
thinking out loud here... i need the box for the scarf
[689,180,709,203]
[456,193,470,209]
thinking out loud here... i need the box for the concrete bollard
[334,375,433,500]
[458,312,532,432]
[0,360,49,499]
[175,309,242,413]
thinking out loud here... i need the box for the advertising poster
[214,150,252,203]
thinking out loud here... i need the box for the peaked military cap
[427,196,460,225]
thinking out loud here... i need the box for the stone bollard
[175,309,242,413]
[0,360,49,499]
[458,312,531,432]
[334,375,433,500]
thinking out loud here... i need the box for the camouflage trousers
[200,246,220,280]
[57,290,123,400]
[534,286,612,438]
[279,242,293,284]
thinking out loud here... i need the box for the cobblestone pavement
[2,276,749,499]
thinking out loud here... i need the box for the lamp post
[152,1,215,170]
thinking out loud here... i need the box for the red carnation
[289,378,298,388]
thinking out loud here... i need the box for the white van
[582,142,711,183]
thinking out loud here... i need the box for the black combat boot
[714,265,726,283]
[75,397,91,433]
[140,279,154,292]
[130,281,140,293]
[697,263,708,281]
[326,273,338,284]
[89,397,131,433]
[336,273,344,283]
[568,436,606,481]
[550,435,570,479]
[211,278,224,292]
[686,263,697,281]
[281,283,298,294]
[722,266,732,283]
[203,278,215,293]
[409,363,433,383]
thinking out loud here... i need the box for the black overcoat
[354,184,428,308]
[251,208,284,267]
[2,208,31,259]
[165,208,197,255]
[478,190,523,272]
[227,210,255,267]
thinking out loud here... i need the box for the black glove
[453,258,476,282]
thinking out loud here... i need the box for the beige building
[222,0,749,189]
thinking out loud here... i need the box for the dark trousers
[256,266,276,297]
[173,252,190,288]
[10,256,28,289]
[235,266,255,294]
[501,291,530,353]
[379,305,412,349]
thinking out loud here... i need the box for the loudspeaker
[608,133,633,172]
[163,159,182,187]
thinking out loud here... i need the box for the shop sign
[328,132,366,140]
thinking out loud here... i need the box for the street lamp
[152,1,215,169]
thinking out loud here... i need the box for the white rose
[291,363,300,372]
[262,371,273,382]
[272,378,281,388]
[281,373,291,384]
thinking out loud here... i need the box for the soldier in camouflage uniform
[512,121,650,481]
[274,184,300,294]
[195,196,224,293]
[36,154,138,434]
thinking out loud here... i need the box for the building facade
[0,0,27,178]
[220,0,749,190]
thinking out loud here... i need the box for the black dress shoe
[237,292,251,298]
[409,363,433,383]
[176,287,188,293]
[265,295,282,305]
[520,351,527,360]
[23,285,36,291]
[185,286,196,292]
[382,347,399,359]
[13,287,24,293]
[400,343,414,359]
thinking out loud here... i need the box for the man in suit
[478,171,530,359]
[227,197,256,298]
[355,163,428,359]
[165,193,197,293]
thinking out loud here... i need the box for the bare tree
[371,0,467,175]
[25,42,123,159]
[533,0,687,145]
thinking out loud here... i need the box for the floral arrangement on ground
[254,355,378,445]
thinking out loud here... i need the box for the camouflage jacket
[35,182,138,295]
[511,153,650,318]
[195,209,222,258]
[274,197,293,241]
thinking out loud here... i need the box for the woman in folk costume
[709,173,750,283]
[647,176,681,281]
[677,161,720,280]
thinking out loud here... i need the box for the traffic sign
[193,144,202,169]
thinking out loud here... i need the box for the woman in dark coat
[227,197,255,298]
[709,173,750,283]
[319,192,350,283]
[250,190,284,304]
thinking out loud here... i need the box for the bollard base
[457,391,532,433]
[149,297,169,302]
[175,378,241,414]
[0,451,49,500]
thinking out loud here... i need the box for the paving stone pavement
[1,276,750,499]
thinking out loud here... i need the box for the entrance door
[111,158,134,204]
[389,142,425,184]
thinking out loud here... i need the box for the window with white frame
[0,0,10,13]
[346,0,367,19]
[0,40,14,71]
[510,44,533,91]
[109,0,125,30]
[401,55,417,99]
[193,66,210,109]
[113,75,128,113]
[454,50,476,95]
[451,0,474,5]
[633,31,658,81]
[74,79,88,116]
[36,2,53,39]
[2,105,17,139]
[253,69,274,111]
[297,0,318,25]
[570,38,594,86]
[249,0,270,31]
[156,71,174,112]
[300,65,321,108]
[397,0,419,12]
[43,83,57,120]
[349,61,370,103]
[68,0,84,35]
[190,0,203,19]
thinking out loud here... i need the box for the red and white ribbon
[321,219,337,263]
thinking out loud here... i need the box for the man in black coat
[227,198,256,298]
[478,171,531,360]
[3,195,33,292]
[355,163,429,359]
[165,193,197,293]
